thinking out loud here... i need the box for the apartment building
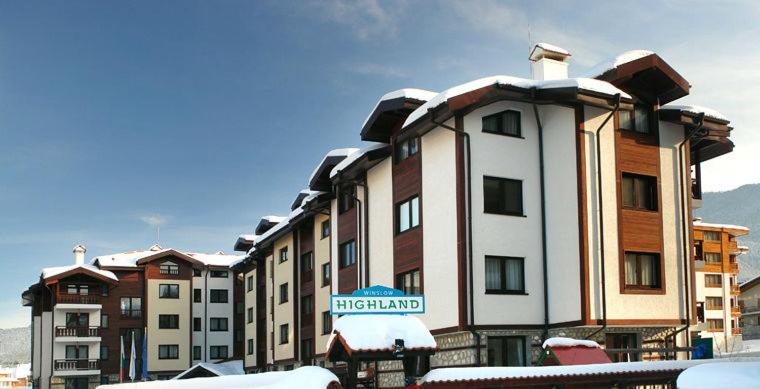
[740,274,760,340]
[231,44,738,386]
[692,221,749,354]
[22,245,243,389]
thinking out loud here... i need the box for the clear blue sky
[2,0,758,327]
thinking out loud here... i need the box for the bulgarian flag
[119,335,126,382]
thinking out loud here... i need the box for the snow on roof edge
[329,143,389,179]
[693,221,749,231]
[308,148,359,185]
[361,88,437,130]
[661,104,729,122]
[41,264,118,281]
[542,337,600,349]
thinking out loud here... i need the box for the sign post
[330,285,425,315]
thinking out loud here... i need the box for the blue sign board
[330,285,425,315]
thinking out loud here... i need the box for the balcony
[731,307,742,317]
[56,294,101,305]
[732,327,742,335]
[729,262,740,273]
[54,359,99,373]
[55,326,100,338]
[731,284,741,295]
[741,305,759,314]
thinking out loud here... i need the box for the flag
[129,330,136,381]
[141,327,148,380]
[119,335,126,383]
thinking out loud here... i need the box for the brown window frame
[395,269,422,295]
[483,176,524,216]
[623,252,662,291]
[705,274,722,287]
[621,173,658,211]
[482,109,522,138]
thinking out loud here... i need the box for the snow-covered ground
[677,361,760,389]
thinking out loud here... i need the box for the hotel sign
[330,285,425,315]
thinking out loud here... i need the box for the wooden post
[346,359,358,389]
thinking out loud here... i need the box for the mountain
[695,183,760,282]
[0,326,30,365]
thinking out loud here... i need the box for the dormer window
[159,262,179,275]
[619,106,650,134]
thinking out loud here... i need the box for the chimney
[529,43,571,81]
[73,244,87,266]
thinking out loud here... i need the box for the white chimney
[73,244,87,266]
[529,42,571,81]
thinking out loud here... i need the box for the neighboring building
[692,221,749,354]
[22,245,243,389]
[740,274,760,340]
[230,44,739,387]
[0,363,31,387]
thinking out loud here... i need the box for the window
[210,270,228,278]
[210,318,229,332]
[606,333,640,362]
[193,268,202,277]
[247,339,254,355]
[705,274,722,287]
[703,231,720,241]
[339,240,356,268]
[485,256,525,294]
[247,276,254,292]
[67,284,89,295]
[338,186,356,213]
[65,377,89,389]
[101,285,109,297]
[120,297,142,318]
[624,252,661,289]
[482,110,521,137]
[322,311,332,334]
[159,262,179,275]
[302,295,313,317]
[236,329,243,342]
[706,297,723,310]
[210,289,229,303]
[704,252,721,263]
[66,312,89,328]
[301,339,314,361]
[487,336,525,366]
[619,106,650,134]
[301,252,314,272]
[101,314,109,329]
[396,196,420,233]
[65,345,88,359]
[100,346,108,360]
[622,173,657,211]
[158,345,179,359]
[193,288,202,303]
[158,314,179,329]
[322,263,331,287]
[247,307,254,324]
[210,346,228,359]
[395,137,419,162]
[707,319,724,331]
[279,324,289,344]
[396,269,421,295]
[483,176,523,216]
[279,283,289,304]
[159,284,179,299]
[321,220,330,238]
[279,247,289,263]
[193,346,201,360]
[193,317,201,332]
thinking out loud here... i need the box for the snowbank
[327,314,436,353]
[677,362,760,389]
[97,366,340,389]
[173,360,244,379]
[542,337,600,349]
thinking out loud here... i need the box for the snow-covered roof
[326,314,436,354]
[535,42,570,56]
[402,76,631,129]
[693,221,749,232]
[584,50,655,78]
[41,264,118,282]
[238,234,257,243]
[96,366,340,389]
[329,143,389,179]
[542,337,600,349]
[421,358,760,384]
[529,43,571,61]
[308,148,359,185]
[186,252,245,267]
[262,215,287,224]
[173,360,244,379]
[677,362,760,389]
[361,88,438,129]
[661,104,728,122]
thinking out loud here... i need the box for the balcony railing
[732,327,742,335]
[54,359,99,371]
[731,285,741,295]
[56,294,101,305]
[741,305,759,313]
[729,262,740,273]
[120,309,142,319]
[731,307,742,316]
[55,326,99,337]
